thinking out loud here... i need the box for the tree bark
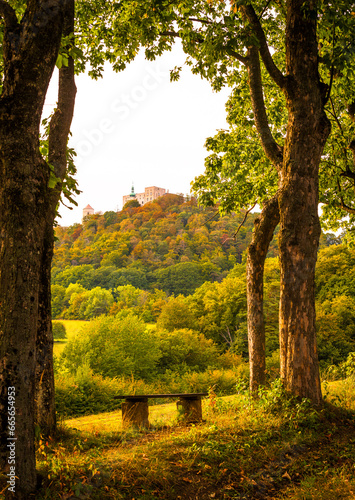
[35,218,58,436]
[0,2,65,497]
[241,1,331,404]
[247,195,280,393]
[35,0,76,437]
[278,1,331,405]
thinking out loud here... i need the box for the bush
[53,321,67,340]
[55,365,122,418]
[60,313,161,380]
[154,328,222,374]
[322,352,355,381]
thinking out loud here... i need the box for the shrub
[60,312,161,380]
[154,328,222,374]
[322,352,355,381]
[53,321,67,340]
[154,369,239,396]
[55,365,122,418]
[55,364,243,418]
[55,365,159,418]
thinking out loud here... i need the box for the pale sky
[45,43,231,227]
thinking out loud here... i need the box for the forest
[51,194,355,403]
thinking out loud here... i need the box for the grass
[27,381,355,499]
[53,320,87,357]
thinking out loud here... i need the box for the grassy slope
[53,320,87,357]
[32,382,355,500]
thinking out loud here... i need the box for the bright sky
[45,43,231,227]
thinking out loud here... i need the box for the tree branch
[48,0,76,181]
[233,202,257,238]
[161,29,248,65]
[246,45,283,170]
[0,0,18,30]
[225,47,248,65]
[335,176,355,214]
[241,4,286,90]
[339,199,355,215]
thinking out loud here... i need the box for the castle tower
[129,184,136,198]
[83,204,94,218]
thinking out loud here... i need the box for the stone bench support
[116,393,208,429]
[177,395,203,423]
[121,398,149,429]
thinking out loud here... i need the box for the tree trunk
[247,194,279,394]
[35,0,76,437]
[0,2,65,497]
[0,134,52,499]
[278,1,331,405]
[35,219,57,436]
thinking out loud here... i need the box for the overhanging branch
[246,45,283,170]
[241,4,286,90]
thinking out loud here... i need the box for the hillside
[51,195,355,370]
[53,194,276,293]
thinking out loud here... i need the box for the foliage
[191,65,280,213]
[315,244,355,302]
[60,313,161,380]
[323,352,355,382]
[316,296,355,366]
[57,310,240,384]
[61,285,114,320]
[122,199,140,209]
[52,196,264,294]
[52,321,67,340]
[154,328,222,374]
[55,364,122,418]
[40,117,81,219]
[55,366,239,419]
[156,295,197,331]
[52,234,355,369]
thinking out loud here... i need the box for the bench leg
[177,397,202,423]
[122,400,149,429]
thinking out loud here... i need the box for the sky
[45,44,231,227]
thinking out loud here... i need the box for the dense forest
[52,194,354,371]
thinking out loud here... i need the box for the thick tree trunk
[278,1,331,405]
[0,137,51,498]
[0,2,65,497]
[247,195,279,394]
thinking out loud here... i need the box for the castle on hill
[122,185,167,207]
[82,185,169,220]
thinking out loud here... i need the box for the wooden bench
[114,393,208,428]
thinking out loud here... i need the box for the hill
[53,195,276,293]
[51,195,355,367]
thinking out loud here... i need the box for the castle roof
[84,204,94,210]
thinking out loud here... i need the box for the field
[33,381,355,499]
[53,320,87,357]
